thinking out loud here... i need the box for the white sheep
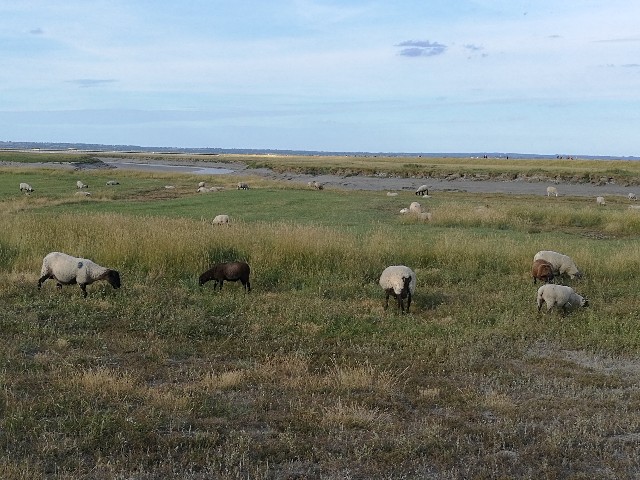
[209,186,224,192]
[533,250,582,279]
[212,214,230,225]
[196,186,209,193]
[198,181,206,188]
[628,193,637,201]
[164,185,176,189]
[596,196,606,206]
[237,182,249,190]
[106,180,120,185]
[38,252,121,298]
[399,208,409,214]
[386,192,398,197]
[379,265,416,313]
[537,284,588,314]
[76,180,88,189]
[74,191,91,197]
[19,182,34,193]
[409,202,422,214]
[546,186,558,197]
[415,185,429,196]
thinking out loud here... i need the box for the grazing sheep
[38,251,121,298]
[596,196,606,206]
[386,192,398,197]
[76,180,88,189]
[546,186,558,197]
[628,193,637,201]
[237,182,249,190]
[415,185,429,196]
[74,191,91,197]
[629,205,640,210]
[198,181,206,188]
[209,186,224,192]
[409,202,422,214]
[537,284,588,314]
[199,261,251,292]
[164,185,176,189]
[196,186,209,193]
[19,182,34,193]
[212,214,230,225]
[533,250,582,279]
[531,259,554,284]
[379,265,416,313]
[106,180,120,185]
[313,181,323,190]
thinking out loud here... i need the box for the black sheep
[199,261,251,292]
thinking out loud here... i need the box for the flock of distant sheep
[17,179,631,314]
[546,185,638,207]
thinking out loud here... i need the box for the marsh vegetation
[1,158,639,478]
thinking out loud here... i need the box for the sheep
[313,181,323,190]
[164,185,176,189]
[76,180,88,189]
[379,265,416,313]
[531,259,554,284]
[198,181,206,188]
[106,180,120,185]
[196,186,209,193]
[386,192,398,197]
[596,196,606,206]
[199,261,251,292]
[209,186,224,192]
[237,182,249,190]
[533,250,581,279]
[409,202,422,214]
[417,212,432,221]
[212,214,230,225]
[546,186,558,197]
[628,193,637,201]
[536,284,588,314]
[415,185,429,196]
[399,208,409,214]
[37,251,121,298]
[19,182,34,193]
[74,191,91,197]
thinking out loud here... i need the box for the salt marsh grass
[1,165,640,478]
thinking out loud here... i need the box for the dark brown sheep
[532,259,554,284]
[199,261,251,292]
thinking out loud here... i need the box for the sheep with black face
[379,265,416,313]
[199,261,251,292]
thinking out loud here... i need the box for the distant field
[1,164,640,478]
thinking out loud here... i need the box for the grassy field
[1,161,640,479]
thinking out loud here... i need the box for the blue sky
[1,1,639,156]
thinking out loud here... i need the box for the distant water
[103,161,234,175]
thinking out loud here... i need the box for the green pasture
[1,164,640,478]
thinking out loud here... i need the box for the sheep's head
[580,297,589,307]
[400,275,412,297]
[106,270,121,289]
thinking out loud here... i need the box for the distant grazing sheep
[312,181,323,190]
[533,250,581,279]
[38,251,121,298]
[537,284,588,314]
[196,186,209,193]
[546,186,558,197]
[212,214,230,225]
[198,181,206,188]
[628,193,637,201]
[237,182,249,190]
[199,261,251,292]
[386,192,398,197]
[19,182,34,193]
[164,185,176,189]
[415,185,429,196]
[531,259,554,284]
[209,186,224,192]
[106,180,119,185]
[379,265,416,313]
[596,196,606,206]
[74,191,91,197]
[76,180,88,189]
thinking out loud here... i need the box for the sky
[1,1,639,156]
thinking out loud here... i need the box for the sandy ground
[2,157,637,198]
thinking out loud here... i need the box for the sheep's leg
[79,284,88,298]
[406,292,412,313]
[396,294,404,312]
[383,292,390,310]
